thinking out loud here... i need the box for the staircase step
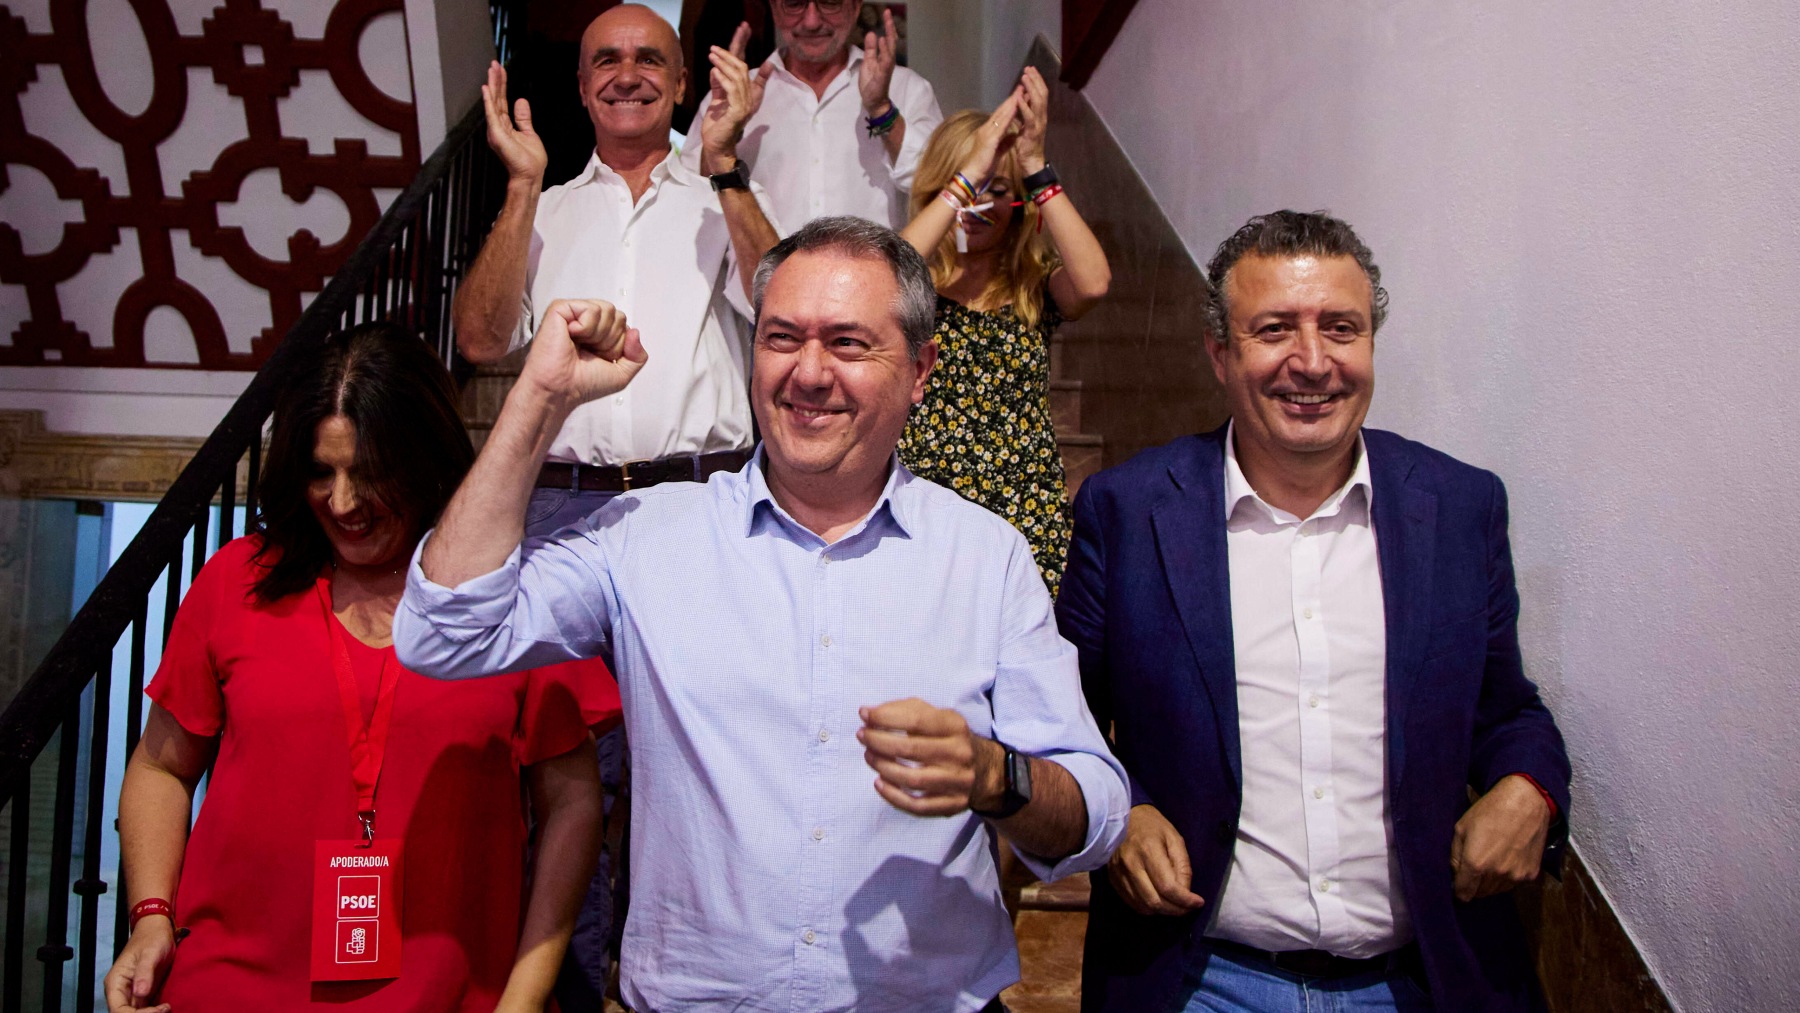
[1049,379,1082,436]
[1058,433,1103,498]
[1018,872,1091,912]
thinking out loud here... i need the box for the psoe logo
[336,919,378,963]
[337,875,381,918]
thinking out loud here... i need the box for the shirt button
[1313,787,1325,800]
[818,728,830,743]
[820,634,832,648]
[1303,607,1314,620]
[1309,696,1321,709]
[812,826,825,841]
[802,928,817,945]
[1318,878,1331,893]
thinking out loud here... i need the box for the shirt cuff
[1509,772,1560,819]
[1010,750,1129,884]
[402,533,525,644]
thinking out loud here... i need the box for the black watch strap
[972,742,1033,819]
[1021,164,1059,193]
[710,158,751,192]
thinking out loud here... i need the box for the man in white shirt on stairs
[448,5,780,1006]
[682,0,943,231]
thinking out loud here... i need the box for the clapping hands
[480,61,547,184]
[702,23,775,175]
[955,68,1052,187]
[858,7,900,116]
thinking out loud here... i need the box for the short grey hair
[1203,210,1389,344]
[752,216,938,358]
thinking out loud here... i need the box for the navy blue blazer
[1057,425,1571,1013]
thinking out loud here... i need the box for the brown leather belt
[1206,938,1420,980]
[536,449,752,493]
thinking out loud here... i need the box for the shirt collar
[768,44,863,85]
[571,146,695,189]
[743,444,915,544]
[1223,419,1373,525]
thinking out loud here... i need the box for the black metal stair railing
[0,89,508,1012]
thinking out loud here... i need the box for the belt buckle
[619,459,654,492]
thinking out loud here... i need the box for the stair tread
[1018,873,1091,912]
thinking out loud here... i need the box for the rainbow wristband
[950,172,983,205]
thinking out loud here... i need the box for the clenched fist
[518,299,648,410]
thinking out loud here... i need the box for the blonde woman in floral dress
[898,67,1111,594]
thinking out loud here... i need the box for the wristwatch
[709,158,751,192]
[972,741,1033,819]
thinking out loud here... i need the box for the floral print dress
[899,293,1072,595]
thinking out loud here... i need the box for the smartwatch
[972,741,1033,819]
[710,158,752,192]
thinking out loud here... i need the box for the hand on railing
[103,917,175,1012]
[482,59,547,185]
[519,299,648,413]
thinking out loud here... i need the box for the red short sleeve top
[146,537,620,1011]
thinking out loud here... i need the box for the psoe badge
[311,840,403,980]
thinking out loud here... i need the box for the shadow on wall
[1024,36,1228,467]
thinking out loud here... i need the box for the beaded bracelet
[864,102,900,137]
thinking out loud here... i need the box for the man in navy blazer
[1058,211,1570,1012]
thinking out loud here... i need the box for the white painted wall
[404,0,495,152]
[903,0,1060,116]
[1068,1,1800,1009]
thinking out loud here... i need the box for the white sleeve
[887,68,944,194]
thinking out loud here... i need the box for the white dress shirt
[1207,422,1413,958]
[682,45,942,231]
[516,149,776,465]
[396,454,1129,1012]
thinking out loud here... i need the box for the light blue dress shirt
[395,453,1129,1013]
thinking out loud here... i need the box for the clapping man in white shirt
[682,1,944,231]
[448,5,780,1004]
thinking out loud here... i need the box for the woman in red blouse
[103,323,619,1012]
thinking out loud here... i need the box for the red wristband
[130,898,173,931]
[1511,773,1559,819]
[1031,183,1064,207]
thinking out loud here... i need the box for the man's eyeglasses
[774,0,850,14]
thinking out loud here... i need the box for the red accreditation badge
[311,839,403,980]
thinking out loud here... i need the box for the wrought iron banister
[0,73,508,1011]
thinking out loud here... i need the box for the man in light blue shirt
[395,216,1129,1012]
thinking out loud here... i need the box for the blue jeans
[525,485,619,536]
[530,487,627,1009]
[1174,946,1434,1013]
